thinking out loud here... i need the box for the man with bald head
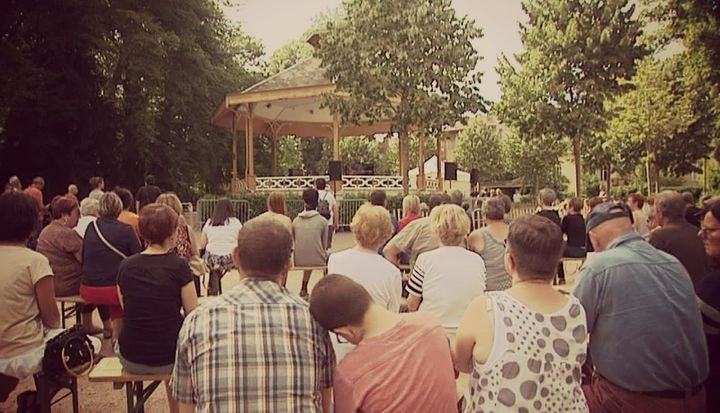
[648,190,708,289]
[171,218,336,413]
[575,202,708,412]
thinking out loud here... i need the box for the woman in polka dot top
[455,215,589,412]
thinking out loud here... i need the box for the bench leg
[70,376,79,413]
[126,381,161,413]
[74,303,81,327]
[61,302,67,329]
[126,382,135,413]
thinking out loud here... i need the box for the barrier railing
[256,175,403,191]
[195,199,250,229]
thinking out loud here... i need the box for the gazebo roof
[212,57,393,138]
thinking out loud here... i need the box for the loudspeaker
[444,162,457,181]
[329,160,342,181]
[470,168,480,185]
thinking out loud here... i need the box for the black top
[698,268,720,405]
[536,209,562,227]
[118,253,193,366]
[82,217,142,286]
[562,214,587,248]
[135,185,162,210]
[686,205,702,228]
[648,221,709,289]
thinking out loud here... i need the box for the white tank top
[463,291,589,413]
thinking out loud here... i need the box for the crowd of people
[0,174,718,413]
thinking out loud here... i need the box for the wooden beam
[271,134,278,176]
[332,113,340,160]
[231,111,240,193]
[226,85,335,107]
[247,103,256,191]
[417,134,425,191]
[437,136,444,192]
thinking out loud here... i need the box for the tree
[0,0,263,200]
[606,56,706,192]
[317,0,485,193]
[496,0,646,196]
[454,116,506,180]
[502,130,568,194]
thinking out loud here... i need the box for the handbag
[42,325,95,377]
[188,255,208,277]
[92,220,127,259]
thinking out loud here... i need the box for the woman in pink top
[398,194,422,232]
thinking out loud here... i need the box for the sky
[223,0,527,102]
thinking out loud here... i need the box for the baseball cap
[586,202,631,233]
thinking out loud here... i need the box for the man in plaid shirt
[171,218,336,412]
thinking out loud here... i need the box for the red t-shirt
[334,312,458,413]
[398,212,422,232]
[23,186,43,208]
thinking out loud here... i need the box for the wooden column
[332,114,342,192]
[271,134,278,176]
[332,114,340,160]
[417,134,425,190]
[437,136,444,192]
[246,103,256,191]
[231,111,240,192]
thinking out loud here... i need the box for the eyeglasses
[333,332,347,344]
[699,226,720,236]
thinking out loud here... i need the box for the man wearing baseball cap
[575,202,709,412]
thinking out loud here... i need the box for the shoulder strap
[92,220,128,259]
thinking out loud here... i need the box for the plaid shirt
[171,278,335,412]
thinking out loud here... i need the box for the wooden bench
[56,295,85,329]
[293,265,328,273]
[89,357,169,413]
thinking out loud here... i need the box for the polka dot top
[463,291,589,413]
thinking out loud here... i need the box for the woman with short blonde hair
[407,204,486,342]
[328,203,402,361]
[399,194,422,232]
[351,203,394,249]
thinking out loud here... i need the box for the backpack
[317,192,331,220]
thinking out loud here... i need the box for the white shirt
[74,215,97,238]
[317,189,336,224]
[328,247,402,361]
[633,210,649,236]
[407,246,486,338]
[202,218,243,256]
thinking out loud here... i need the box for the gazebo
[212,39,458,193]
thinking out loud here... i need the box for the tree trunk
[399,129,410,195]
[572,137,582,197]
[646,154,652,195]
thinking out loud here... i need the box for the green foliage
[496,0,646,195]
[501,130,567,193]
[317,0,485,192]
[0,0,263,200]
[582,174,601,198]
[455,116,505,180]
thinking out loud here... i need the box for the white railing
[256,175,403,191]
[426,178,439,191]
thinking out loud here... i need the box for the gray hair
[656,190,686,221]
[98,192,123,218]
[79,197,100,217]
[450,190,464,206]
[483,197,506,221]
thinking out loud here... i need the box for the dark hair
[428,193,444,211]
[210,198,235,226]
[587,196,602,211]
[309,274,372,330]
[114,187,134,211]
[440,193,452,205]
[450,190,463,206]
[145,174,156,185]
[500,194,512,213]
[507,215,563,280]
[656,191,686,221]
[89,176,104,189]
[0,192,39,242]
[139,203,178,245]
[315,178,327,190]
[237,218,293,278]
[682,191,696,205]
[369,190,387,207]
[303,188,319,209]
[707,200,720,221]
[567,197,583,212]
[628,192,645,209]
[50,196,79,220]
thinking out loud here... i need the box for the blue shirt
[574,232,708,392]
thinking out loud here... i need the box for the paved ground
[0,231,581,412]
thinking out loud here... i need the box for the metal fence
[195,199,250,229]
